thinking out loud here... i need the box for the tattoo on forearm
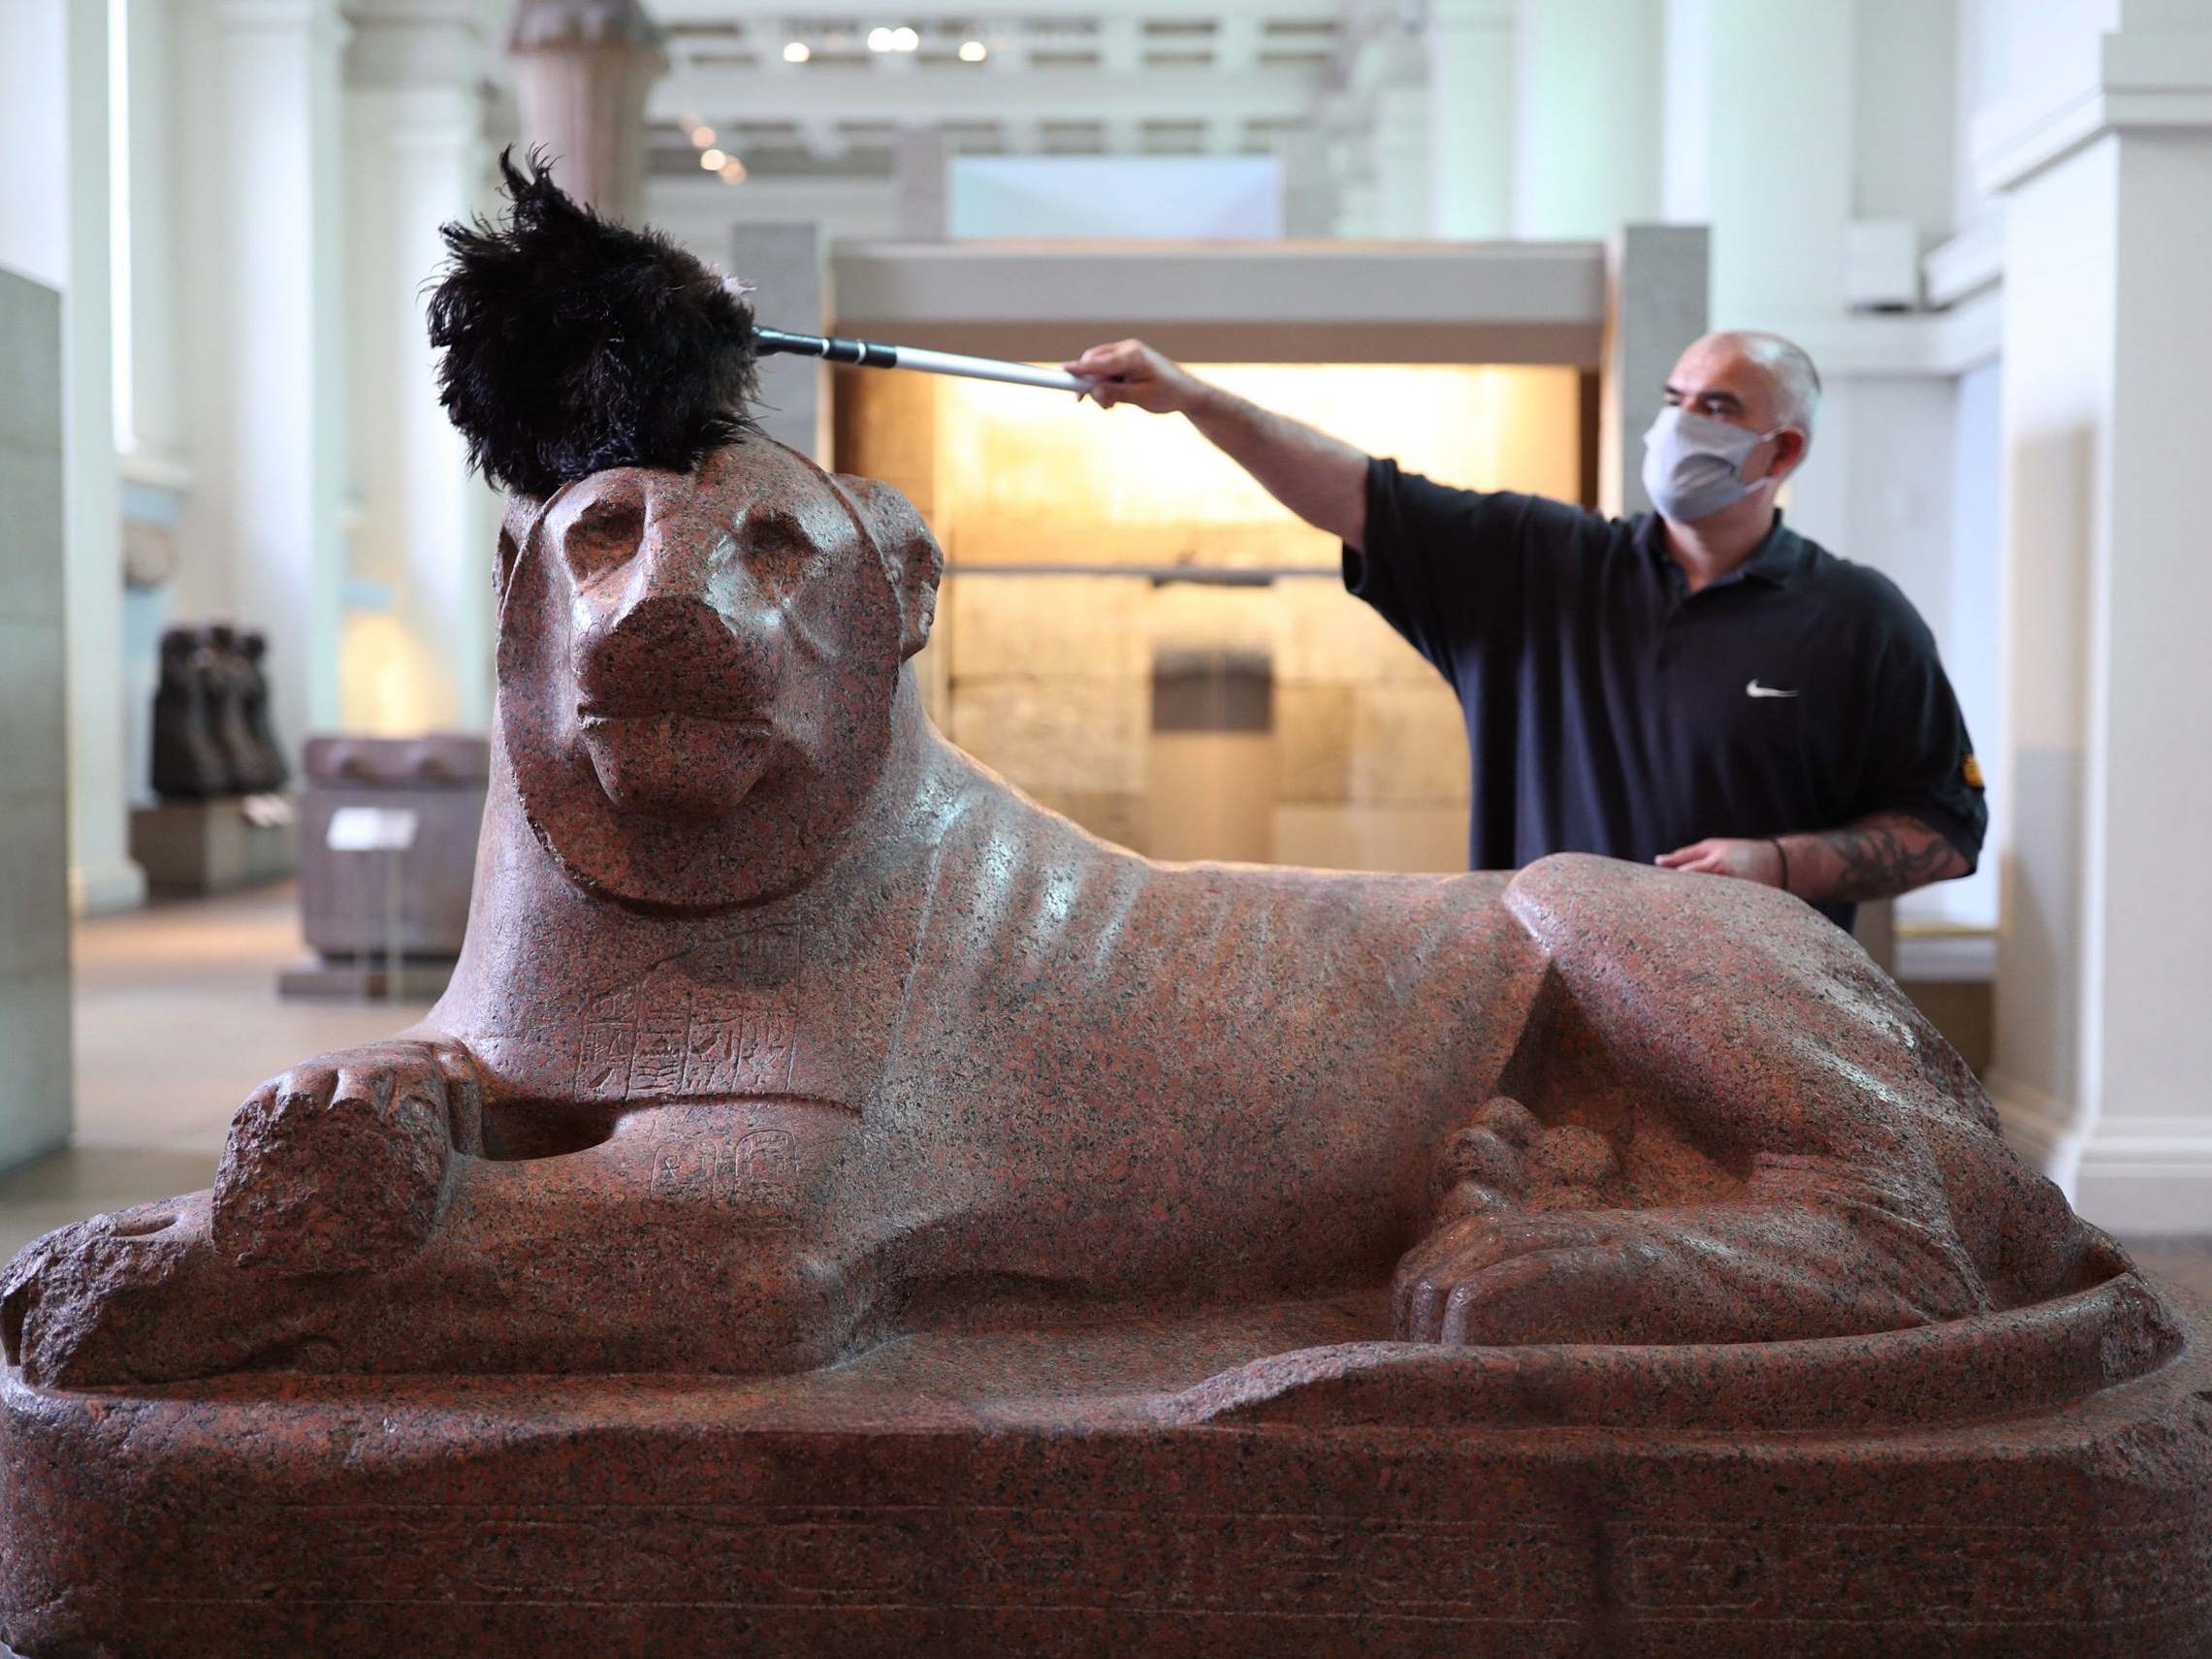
[1794,814,1965,904]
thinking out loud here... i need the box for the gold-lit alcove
[838,360,1583,872]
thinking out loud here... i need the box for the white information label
[326,806,419,852]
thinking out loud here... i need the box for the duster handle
[753,327,1094,395]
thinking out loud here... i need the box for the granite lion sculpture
[2,158,2116,1388]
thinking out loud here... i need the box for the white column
[61,0,146,912]
[1276,127,1338,239]
[1661,0,1853,331]
[1511,0,1664,240]
[173,0,351,758]
[1371,82,1433,239]
[344,2,498,734]
[504,0,664,224]
[1979,0,2212,1230]
[1427,0,1515,238]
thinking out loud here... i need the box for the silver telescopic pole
[752,327,1096,394]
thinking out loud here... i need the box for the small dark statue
[231,627,287,792]
[148,626,230,799]
[150,624,287,799]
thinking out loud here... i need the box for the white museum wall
[1973,0,2212,1229]
[0,270,78,1168]
[0,0,143,917]
[0,0,69,293]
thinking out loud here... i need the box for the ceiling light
[867,25,893,50]
[699,147,727,171]
[719,160,748,183]
[783,40,810,62]
[958,39,987,61]
[689,123,715,147]
[891,25,919,50]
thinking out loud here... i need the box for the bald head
[1720,331,1821,435]
[1670,331,1822,439]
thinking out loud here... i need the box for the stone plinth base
[275,955,459,1002]
[5,1288,2210,1658]
[128,798,297,896]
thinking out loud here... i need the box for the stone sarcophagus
[5,159,2206,1659]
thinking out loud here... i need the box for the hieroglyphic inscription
[650,1129,799,1217]
[215,1505,1576,1618]
[1615,1519,2212,1626]
[573,931,801,1101]
[169,1506,2212,1628]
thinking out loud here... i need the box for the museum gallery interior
[2,0,2210,1653]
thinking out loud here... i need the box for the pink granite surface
[4,437,2208,1655]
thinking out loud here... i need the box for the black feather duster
[426,149,760,498]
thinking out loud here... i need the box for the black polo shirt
[1345,458,1987,930]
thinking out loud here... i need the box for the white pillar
[1427,0,1515,238]
[504,0,665,224]
[1371,83,1433,239]
[1980,1,2212,1231]
[1661,0,1852,331]
[344,2,498,734]
[61,0,146,912]
[173,0,351,758]
[1511,0,1664,240]
[1276,127,1338,239]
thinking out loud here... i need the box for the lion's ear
[834,474,943,660]
[495,494,545,609]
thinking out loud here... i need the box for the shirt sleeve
[1342,457,1546,691]
[1857,605,1989,869]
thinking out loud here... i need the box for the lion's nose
[577,590,780,718]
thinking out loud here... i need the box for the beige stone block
[1144,581,1278,657]
[1146,732,1274,864]
[1273,684,1354,804]
[1023,789,1149,855]
[945,574,1150,681]
[951,520,1330,572]
[948,678,1147,796]
[1273,578,1438,685]
[1272,803,1469,876]
[1347,684,1472,806]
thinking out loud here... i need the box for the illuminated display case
[842,361,1582,871]
[828,238,1687,872]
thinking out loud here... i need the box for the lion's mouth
[575,711,781,820]
[577,703,772,735]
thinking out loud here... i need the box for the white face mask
[1641,405,1785,524]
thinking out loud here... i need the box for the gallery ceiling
[644,0,1378,181]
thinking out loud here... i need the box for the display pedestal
[274,955,457,1001]
[279,734,486,1003]
[127,798,297,896]
[5,1281,2209,1658]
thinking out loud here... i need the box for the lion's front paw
[3,1196,217,1386]
[211,1037,480,1274]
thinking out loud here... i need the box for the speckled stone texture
[5,438,2209,1655]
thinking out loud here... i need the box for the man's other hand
[1063,339,1206,414]
[1654,837,1786,888]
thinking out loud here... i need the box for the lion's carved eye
[561,497,645,582]
[739,509,818,586]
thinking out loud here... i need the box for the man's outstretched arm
[1063,338,1370,546]
[1655,811,1971,905]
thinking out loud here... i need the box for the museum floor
[3,881,2206,1297]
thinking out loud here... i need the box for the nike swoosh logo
[1746,680,1800,699]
